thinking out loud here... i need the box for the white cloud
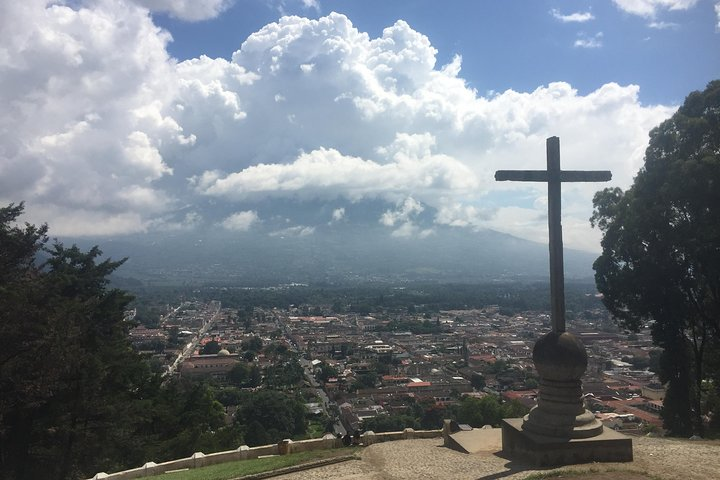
[133,0,233,21]
[716,2,720,30]
[0,0,181,235]
[648,20,679,29]
[612,0,699,17]
[301,0,321,11]
[269,225,315,237]
[195,135,478,203]
[551,9,595,23]
[574,32,604,48]
[0,7,676,251]
[380,197,433,238]
[221,210,259,231]
[331,208,345,223]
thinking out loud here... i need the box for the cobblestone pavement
[274,436,720,480]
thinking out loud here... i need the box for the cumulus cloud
[133,0,233,21]
[0,0,181,234]
[551,9,595,23]
[612,0,699,17]
[0,5,676,251]
[221,210,259,231]
[716,2,720,30]
[195,134,477,203]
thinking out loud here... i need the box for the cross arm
[495,170,612,182]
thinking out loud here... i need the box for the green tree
[591,80,720,436]
[452,395,503,427]
[242,335,263,353]
[0,203,155,479]
[361,414,418,433]
[201,340,222,354]
[470,372,486,390]
[236,390,307,445]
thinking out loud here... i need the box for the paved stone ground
[274,436,720,480]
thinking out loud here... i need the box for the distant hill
[64,224,598,286]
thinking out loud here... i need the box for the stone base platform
[501,418,633,467]
[446,428,503,454]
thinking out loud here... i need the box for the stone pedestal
[501,331,633,465]
[523,331,603,438]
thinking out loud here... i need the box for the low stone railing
[90,428,442,479]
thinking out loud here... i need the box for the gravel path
[274,436,720,480]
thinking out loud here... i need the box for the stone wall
[89,429,442,479]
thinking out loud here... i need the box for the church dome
[217,349,231,356]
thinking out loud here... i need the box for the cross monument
[496,136,612,442]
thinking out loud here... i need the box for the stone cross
[495,136,611,333]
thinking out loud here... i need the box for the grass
[521,467,659,479]
[160,448,359,480]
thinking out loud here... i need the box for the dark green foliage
[263,359,304,389]
[144,379,229,460]
[448,395,529,428]
[241,335,263,352]
[361,414,419,433]
[316,362,340,383]
[235,390,307,445]
[227,363,261,388]
[0,203,154,479]
[201,340,222,354]
[591,80,720,436]
[471,373,486,390]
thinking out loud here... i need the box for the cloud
[269,225,315,237]
[612,0,699,17]
[551,9,595,23]
[330,208,345,223]
[574,32,604,48]
[194,134,478,203]
[221,210,259,231]
[132,0,234,21]
[0,0,181,235]
[380,197,434,238]
[648,20,679,29]
[0,6,676,251]
[716,2,720,30]
[300,0,321,11]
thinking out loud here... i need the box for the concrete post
[278,439,293,455]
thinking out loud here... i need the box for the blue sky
[155,0,718,105]
[1,0,718,252]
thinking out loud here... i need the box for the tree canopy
[0,203,153,478]
[591,80,720,436]
[0,204,244,478]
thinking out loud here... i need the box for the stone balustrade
[90,428,442,479]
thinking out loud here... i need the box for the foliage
[316,362,340,383]
[361,414,419,433]
[242,335,263,352]
[471,372,486,390]
[448,395,528,428]
[264,359,305,389]
[227,362,261,388]
[202,340,222,354]
[235,390,307,446]
[0,203,154,479]
[591,80,720,436]
[145,379,236,460]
